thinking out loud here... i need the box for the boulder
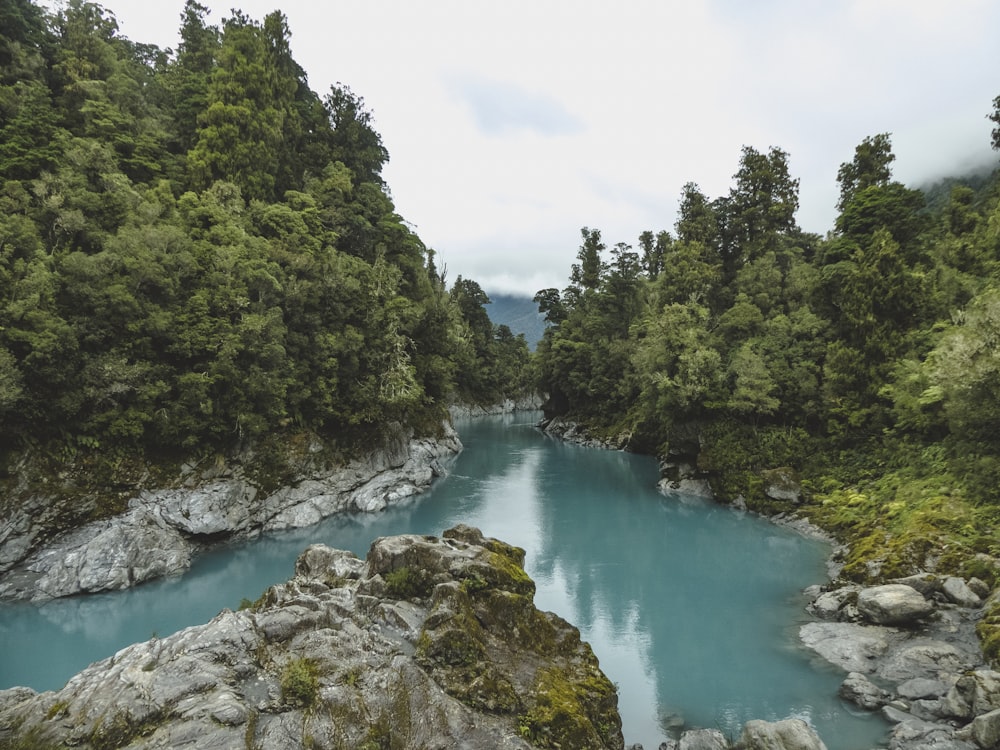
[941,577,982,608]
[839,671,891,710]
[857,584,934,625]
[0,527,625,750]
[892,573,942,598]
[810,586,858,620]
[941,670,1000,720]
[896,677,950,701]
[761,468,803,504]
[738,718,827,750]
[678,728,727,750]
[800,622,899,674]
[970,708,1000,750]
[877,640,974,683]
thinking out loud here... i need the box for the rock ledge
[0,525,624,750]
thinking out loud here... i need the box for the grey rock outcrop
[941,670,1000,720]
[737,718,827,750]
[0,423,462,601]
[840,671,892,710]
[761,468,803,504]
[0,526,625,750]
[678,728,728,750]
[799,622,901,673]
[857,584,934,625]
[942,576,982,608]
[970,708,1000,749]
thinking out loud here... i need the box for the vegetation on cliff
[532,118,1000,611]
[0,0,531,480]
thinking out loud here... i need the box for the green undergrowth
[802,457,1000,584]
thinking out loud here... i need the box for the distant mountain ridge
[486,293,548,350]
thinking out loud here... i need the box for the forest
[532,114,1000,657]
[0,0,531,469]
[3,0,1000,661]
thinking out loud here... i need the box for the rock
[890,573,941,597]
[0,511,194,600]
[877,640,975,683]
[886,713,973,750]
[738,718,827,750]
[896,677,950,701]
[857,584,934,626]
[809,586,858,620]
[761,467,803,504]
[0,527,625,750]
[968,577,991,600]
[800,622,900,674]
[942,577,982,608]
[840,671,891,709]
[658,477,715,500]
[941,670,1000,720]
[0,424,462,601]
[970,708,1000,749]
[678,728,727,750]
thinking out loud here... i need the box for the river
[0,412,888,748]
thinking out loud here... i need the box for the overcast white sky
[69,0,1000,296]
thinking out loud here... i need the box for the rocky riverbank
[448,392,546,419]
[800,577,1000,750]
[541,415,1000,750]
[0,525,625,749]
[0,422,462,602]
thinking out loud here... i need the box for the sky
[55,0,1000,296]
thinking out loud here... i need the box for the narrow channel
[0,413,888,748]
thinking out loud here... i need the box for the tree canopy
[0,0,530,465]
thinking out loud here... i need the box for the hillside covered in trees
[0,0,531,474]
[532,117,1000,656]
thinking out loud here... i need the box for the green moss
[384,566,434,600]
[0,725,64,750]
[280,657,320,708]
[88,708,164,750]
[43,700,69,721]
[518,666,620,749]
[978,600,1000,668]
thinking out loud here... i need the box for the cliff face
[0,422,462,601]
[0,525,625,750]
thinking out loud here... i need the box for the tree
[533,287,567,325]
[724,145,800,260]
[186,11,295,201]
[569,226,605,292]
[325,83,389,187]
[675,182,717,247]
[836,133,894,211]
[990,95,1000,152]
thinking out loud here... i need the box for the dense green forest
[0,0,531,467]
[532,113,1000,657]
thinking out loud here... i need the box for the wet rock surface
[0,525,624,750]
[803,573,996,750]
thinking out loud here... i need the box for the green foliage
[384,566,434,600]
[532,120,1000,639]
[0,0,530,475]
[280,657,320,708]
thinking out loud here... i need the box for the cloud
[48,0,1000,296]
[447,75,584,136]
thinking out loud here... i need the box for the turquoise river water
[0,413,889,748]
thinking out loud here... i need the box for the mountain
[486,293,548,350]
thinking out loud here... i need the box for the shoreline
[0,422,462,602]
[539,415,999,750]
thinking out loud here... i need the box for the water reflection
[0,413,887,750]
